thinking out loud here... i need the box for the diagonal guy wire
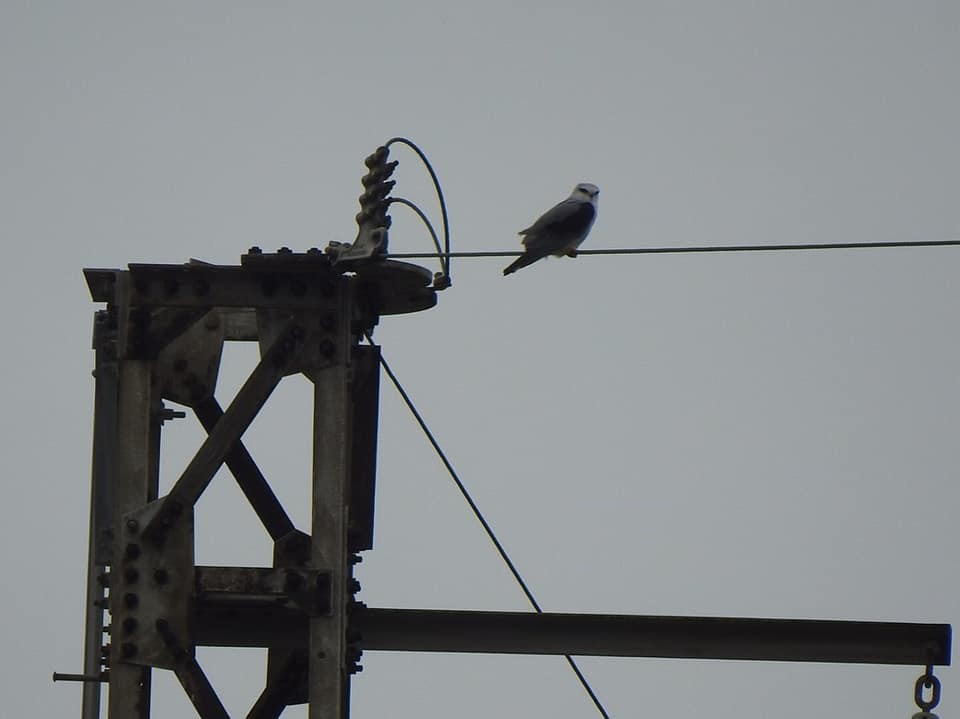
[374,340,611,718]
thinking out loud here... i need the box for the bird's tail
[503,253,536,275]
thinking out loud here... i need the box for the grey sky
[2,2,958,717]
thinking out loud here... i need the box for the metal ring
[915,673,941,711]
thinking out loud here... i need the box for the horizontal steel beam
[192,603,950,666]
[358,609,950,665]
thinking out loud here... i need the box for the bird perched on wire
[503,183,599,275]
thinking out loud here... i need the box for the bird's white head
[572,182,599,205]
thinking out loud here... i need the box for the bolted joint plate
[114,499,194,669]
[156,309,225,407]
[240,250,436,317]
[255,308,345,378]
[84,254,437,338]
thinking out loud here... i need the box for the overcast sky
[3,2,959,717]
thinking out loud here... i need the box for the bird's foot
[565,248,578,258]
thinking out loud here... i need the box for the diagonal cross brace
[193,397,295,541]
[142,322,298,543]
[158,620,230,719]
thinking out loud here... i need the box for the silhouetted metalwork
[76,248,435,718]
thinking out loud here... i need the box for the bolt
[103,624,112,635]
[349,554,363,565]
[97,572,111,587]
[248,246,262,254]
[153,568,169,585]
[122,617,138,634]
[349,579,362,593]
[307,247,321,255]
[277,246,293,254]
[121,643,137,659]
[123,593,139,609]
[125,543,141,560]
[123,567,139,584]
[126,518,139,533]
[349,662,364,675]
[204,311,220,330]
[158,406,186,423]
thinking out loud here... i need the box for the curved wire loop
[385,137,451,281]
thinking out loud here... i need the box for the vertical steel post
[308,279,354,719]
[81,313,118,719]
[108,359,159,718]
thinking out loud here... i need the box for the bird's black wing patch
[521,201,594,237]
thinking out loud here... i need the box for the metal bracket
[114,500,194,669]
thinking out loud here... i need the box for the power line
[387,238,960,260]
[374,342,612,719]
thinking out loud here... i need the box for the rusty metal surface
[308,284,354,719]
[80,253,437,718]
[127,307,208,359]
[196,566,331,616]
[114,501,195,670]
[85,253,437,318]
[221,307,259,341]
[108,360,157,719]
[155,309,225,406]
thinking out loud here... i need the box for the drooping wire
[387,197,444,261]
[385,137,451,279]
[386,237,960,260]
[372,339,611,719]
